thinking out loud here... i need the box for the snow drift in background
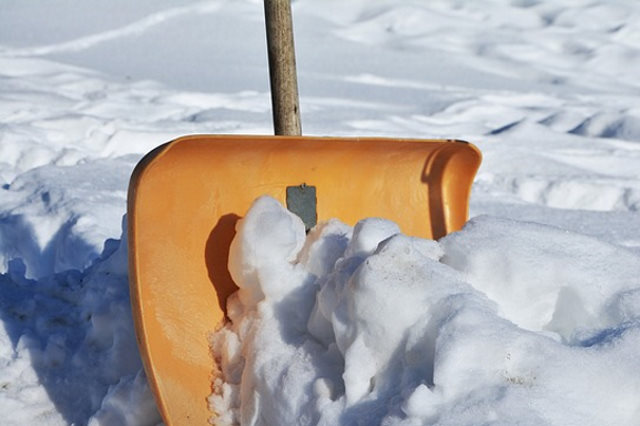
[210,197,640,426]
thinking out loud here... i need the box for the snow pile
[210,196,640,425]
[0,219,160,425]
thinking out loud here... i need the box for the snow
[210,196,640,425]
[0,0,639,425]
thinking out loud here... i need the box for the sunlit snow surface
[1,0,640,424]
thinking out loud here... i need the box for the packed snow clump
[209,196,640,426]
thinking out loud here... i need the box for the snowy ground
[1,0,639,424]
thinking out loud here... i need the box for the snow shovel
[127,1,481,424]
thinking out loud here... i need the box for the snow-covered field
[1,0,639,424]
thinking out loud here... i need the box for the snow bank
[0,219,161,426]
[210,197,640,425]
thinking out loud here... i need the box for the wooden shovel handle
[264,0,302,136]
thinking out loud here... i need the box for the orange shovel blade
[127,135,481,424]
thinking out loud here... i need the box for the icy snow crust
[1,0,640,424]
[210,196,640,426]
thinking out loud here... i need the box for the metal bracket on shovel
[286,184,317,231]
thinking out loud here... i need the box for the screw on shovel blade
[286,184,317,232]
